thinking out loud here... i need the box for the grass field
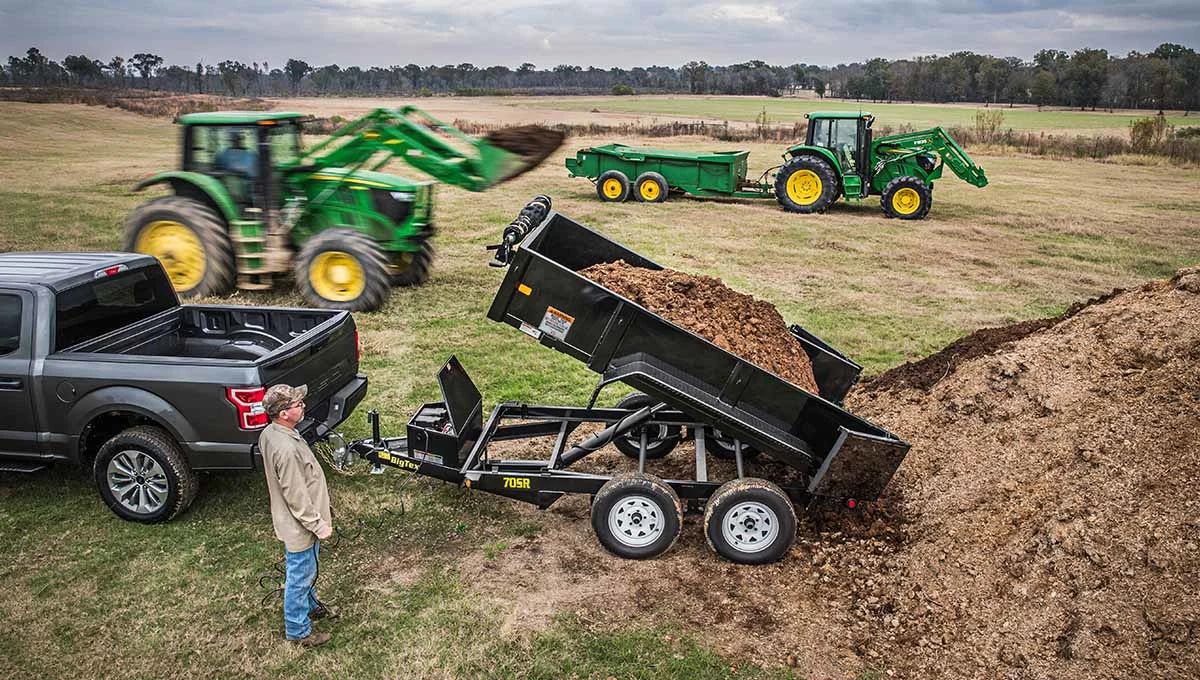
[1,101,1199,679]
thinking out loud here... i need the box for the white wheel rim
[721,500,779,554]
[107,451,169,515]
[607,494,665,548]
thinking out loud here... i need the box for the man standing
[259,383,336,647]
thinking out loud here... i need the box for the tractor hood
[303,167,431,193]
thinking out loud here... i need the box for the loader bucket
[479,126,566,186]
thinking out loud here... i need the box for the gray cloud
[1,0,1195,68]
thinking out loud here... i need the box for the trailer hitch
[487,195,552,267]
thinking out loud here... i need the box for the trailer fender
[133,171,239,224]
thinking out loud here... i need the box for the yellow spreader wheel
[309,251,366,302]
[602,178,625,199]
[891,187,921,215]
[135,220,207,291]
[639,181,661,201]
[786,169,823,206]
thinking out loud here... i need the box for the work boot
[309,604,339,621]
[290,631,332,648]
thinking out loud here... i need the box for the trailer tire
[591,472,683,559]
[389,239,434,287]
[775,155,838,214]
[94,426,198,524]
[634,172,669,203]
[880,176,932,220]
[611,393,681,459]
[597,171,631,202]
[706,428,761,461]
[125,196,236,298]
[704,478,796,565]
[296,229,390,312]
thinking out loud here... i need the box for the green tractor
[127,107,563,311]
[775,111,988,219]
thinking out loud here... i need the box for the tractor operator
[259,383,338,648]
[217,130,258,179]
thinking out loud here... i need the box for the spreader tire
[591,472,683,559]
[296,229,390,312]
[634,172,669,203]
[596,171,631,203]
[704,478,796,564]
[611,393,681,460]
[880,176,932,220]
[124,196,236,298]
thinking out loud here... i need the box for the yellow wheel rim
[310,252,366,302]
[601,177,625,199]
[134,220,206,291]
[639,179,661,201]
[892,187,921,215]
[786,169,822,205]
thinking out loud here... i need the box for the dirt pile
[579,260,820,395]
[484,125,566,182]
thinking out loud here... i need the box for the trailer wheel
[296,229,390,312]
[775,154,838,214]
[634,172,669,203]
[125,196,236,298]
[880,176,932,220]
[94,426,198,524]
[706,428,761,461]
[704,478,796,565]
[612,393,681,459]
[591,472,683,559]
[596,171,631,202]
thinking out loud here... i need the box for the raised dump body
[487,208,908,500]
[566,144,771,202]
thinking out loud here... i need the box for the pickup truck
[0,252,367,523]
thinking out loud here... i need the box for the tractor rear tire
[775,155,838,214]
[124,196,236,298]
[296,229,390,312]
[634,172,669,203]
[880,176,932,220]
[596,171,631,202]
[591,472,683,560]
[611,393,681,460]
[388,240,434,287]
[704,477,797,564]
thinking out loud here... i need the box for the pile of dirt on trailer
[579,260,820,395]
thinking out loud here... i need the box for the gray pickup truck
[0,252,367,523]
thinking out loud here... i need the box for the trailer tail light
[226,387,268,430]
[846,498,858,509]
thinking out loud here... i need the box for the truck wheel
[880,176,932,220]
[704,478,796,564]
[388,239,434,287]
[706,428,761,461]
[775,155,838,214]
[596,171,631,202]
[634,172,668,203]
[611,393,681,460]
[124,196,236,297]
[591,472,683,559]
[94,426,198,524]
[296,229,390,312]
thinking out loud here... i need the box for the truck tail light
[354,329,360,363]
[226,387,268,430]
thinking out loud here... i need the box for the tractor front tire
[597,171,631,203]
[388,239,435,287]
[634,172,669,203]
[775,155,838,214]
[296,229,390,312]
[124,196,236,298]
[880,176,932,220]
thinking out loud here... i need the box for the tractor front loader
[126,107,564,312]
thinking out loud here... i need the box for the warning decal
[538,306,575,341]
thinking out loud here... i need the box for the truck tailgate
[257,311,361,429]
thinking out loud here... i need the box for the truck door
[0,291,37,456]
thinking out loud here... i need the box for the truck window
[54,268,177,351]
[0,294,20,355]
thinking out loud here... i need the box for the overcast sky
[2,1,1197,69]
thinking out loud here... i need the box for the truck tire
[704,478,796,565]
[124,196,236,298]
[596,171,631,202]
[775,155,838,214]
[634,172,669,203]
[94,426,198,524]
[591,472,683,559]
[388,239,434,287]
[611,393,680,460]
[880,176,932,220]
[295,229,390,312]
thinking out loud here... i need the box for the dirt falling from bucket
[578,260,820,395]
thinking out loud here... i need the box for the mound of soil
[579,260,820,395]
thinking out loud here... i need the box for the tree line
[4,44,1198,112]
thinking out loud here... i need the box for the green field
[517,95,1195,132]
[1,102,1199,679]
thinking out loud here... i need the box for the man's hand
[317,525,333,540]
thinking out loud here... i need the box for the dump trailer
[342,197,910,565]
[565,111,987,219]
[128,106,563,312]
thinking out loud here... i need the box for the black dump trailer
[349,197,908,564]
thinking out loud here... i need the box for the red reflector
[354,329,361,363]
[226,386,267,430]
[847,498,857,509]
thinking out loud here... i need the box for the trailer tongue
[346,197,909,564]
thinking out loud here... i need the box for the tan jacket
[259,423,332,552]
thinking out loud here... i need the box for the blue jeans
[283,541,321,639]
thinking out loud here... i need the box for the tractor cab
[803,112,875,196]
[178,111,306,209]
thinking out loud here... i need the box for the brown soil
[579,260,820,395]
[452,266,1200,679]
[484,125,566,183]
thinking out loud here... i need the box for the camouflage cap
[263,383,308,418]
